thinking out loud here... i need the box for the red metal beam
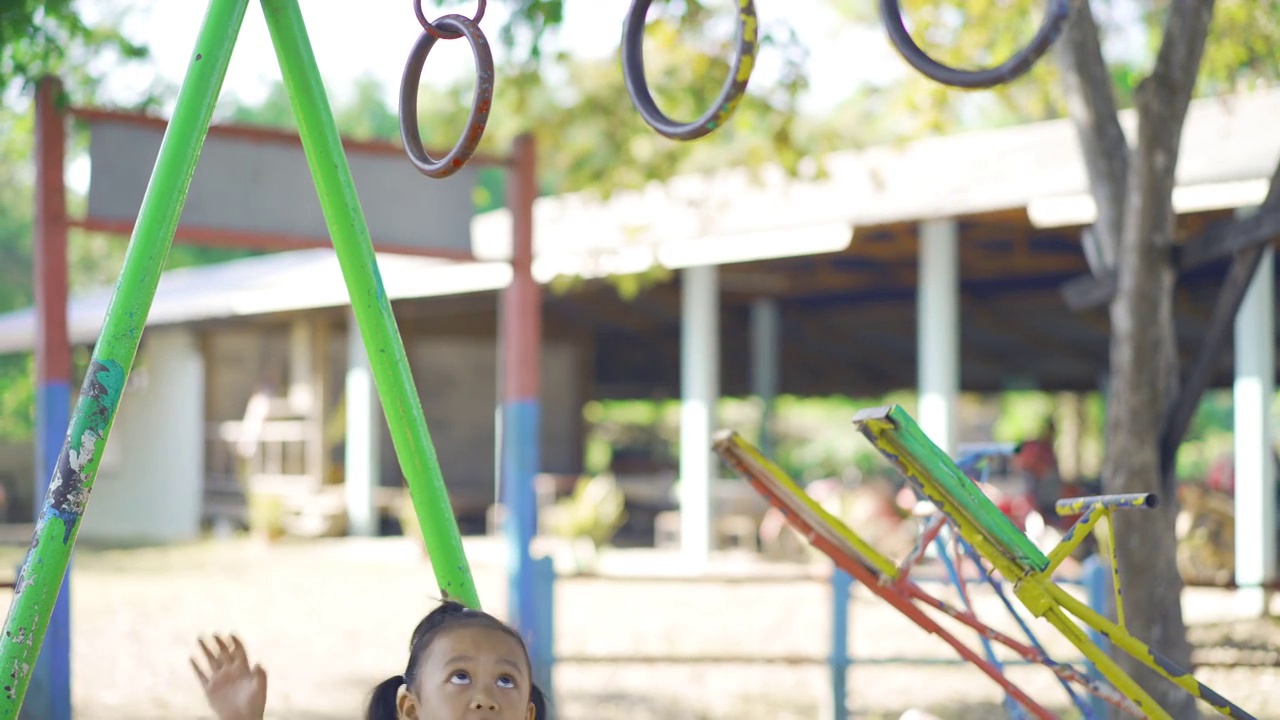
[36,79,71,382]
[502,133,540,400]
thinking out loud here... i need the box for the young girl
[192,601,547,720]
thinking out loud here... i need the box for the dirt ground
[0,534,1275,719]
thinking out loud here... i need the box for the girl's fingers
[197,637,220,670]
[252,664,267,692]
[230,635,248,666]
[213,635,233,662]
[189,657,210,687]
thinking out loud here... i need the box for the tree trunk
[1057,0,1217,715]
[1103,76,1195,718]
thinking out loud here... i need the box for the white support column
[918,218,960,456]
[345,309,380,537]
[287,320,314,413]
[681,264,719,566]
[1234,220,1275,617]
[751,297,781,457]
[493,326,504,536]
[305,319,329,494]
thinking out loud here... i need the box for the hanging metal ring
[621,0,759,142]
[879,0,1074,89]
[399,14,494,179]
[414,0,487,41]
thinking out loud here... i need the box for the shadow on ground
[861,702,1055,720]
[557,691,709,718]
[1190,615,1280,665]
[554,694,1062,720]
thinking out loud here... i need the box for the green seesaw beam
[853,404,1050,577]
[0,1,478,714]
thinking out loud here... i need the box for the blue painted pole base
[500,400,554,711]
[24,382,72,720]
[531,555,555,718]
[16,562,70,720]
[828,568,852,720]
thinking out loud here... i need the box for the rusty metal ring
[879,0,1074,89]
[414,0,487,40]
[621,0,758,142]
[399,14,494,179]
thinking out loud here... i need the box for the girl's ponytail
[364,674,406,720]
[530,682,549,719]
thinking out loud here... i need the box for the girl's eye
[450,671,471,685]
[496,675,516,689]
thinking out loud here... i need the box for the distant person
[1015,421,1063,519]
[191,601,547,720]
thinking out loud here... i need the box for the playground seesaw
[712,430,1140,720]
[849,404,1254,720]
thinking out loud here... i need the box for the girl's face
[396,624,536,720]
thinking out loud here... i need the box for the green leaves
[0,1,153,440]
[0,355,35,441]
[1198,0,1280,92]
[0,0,148,103]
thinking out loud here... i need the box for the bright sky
[80,0,909,116]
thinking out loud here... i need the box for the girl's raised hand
[190,634,268,720]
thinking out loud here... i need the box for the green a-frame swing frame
[1,0,486,714]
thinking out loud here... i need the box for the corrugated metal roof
[0,249,512,354]
[472,88,1280,273]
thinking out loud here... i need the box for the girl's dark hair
[366,600,548,720]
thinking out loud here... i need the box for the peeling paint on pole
[0,360,125,703]
[47,361,125,542]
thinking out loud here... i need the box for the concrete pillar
[1233,219,1275,616]
[345,309,380,537]
[305,319,329,491]
[918,218,960,456]
[287,319,314,413]
[751,297,781,457]
[681,264,720,565]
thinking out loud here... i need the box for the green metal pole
[258,0,480,609]
[0,0,250,714]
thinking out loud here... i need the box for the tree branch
[1159,158,1280,489]
[1180,158,1280,263]
[1160,246,1266,482]
[1054,0,1129,271]
[1148,0,1218,133]
[1061,156,1280,311]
